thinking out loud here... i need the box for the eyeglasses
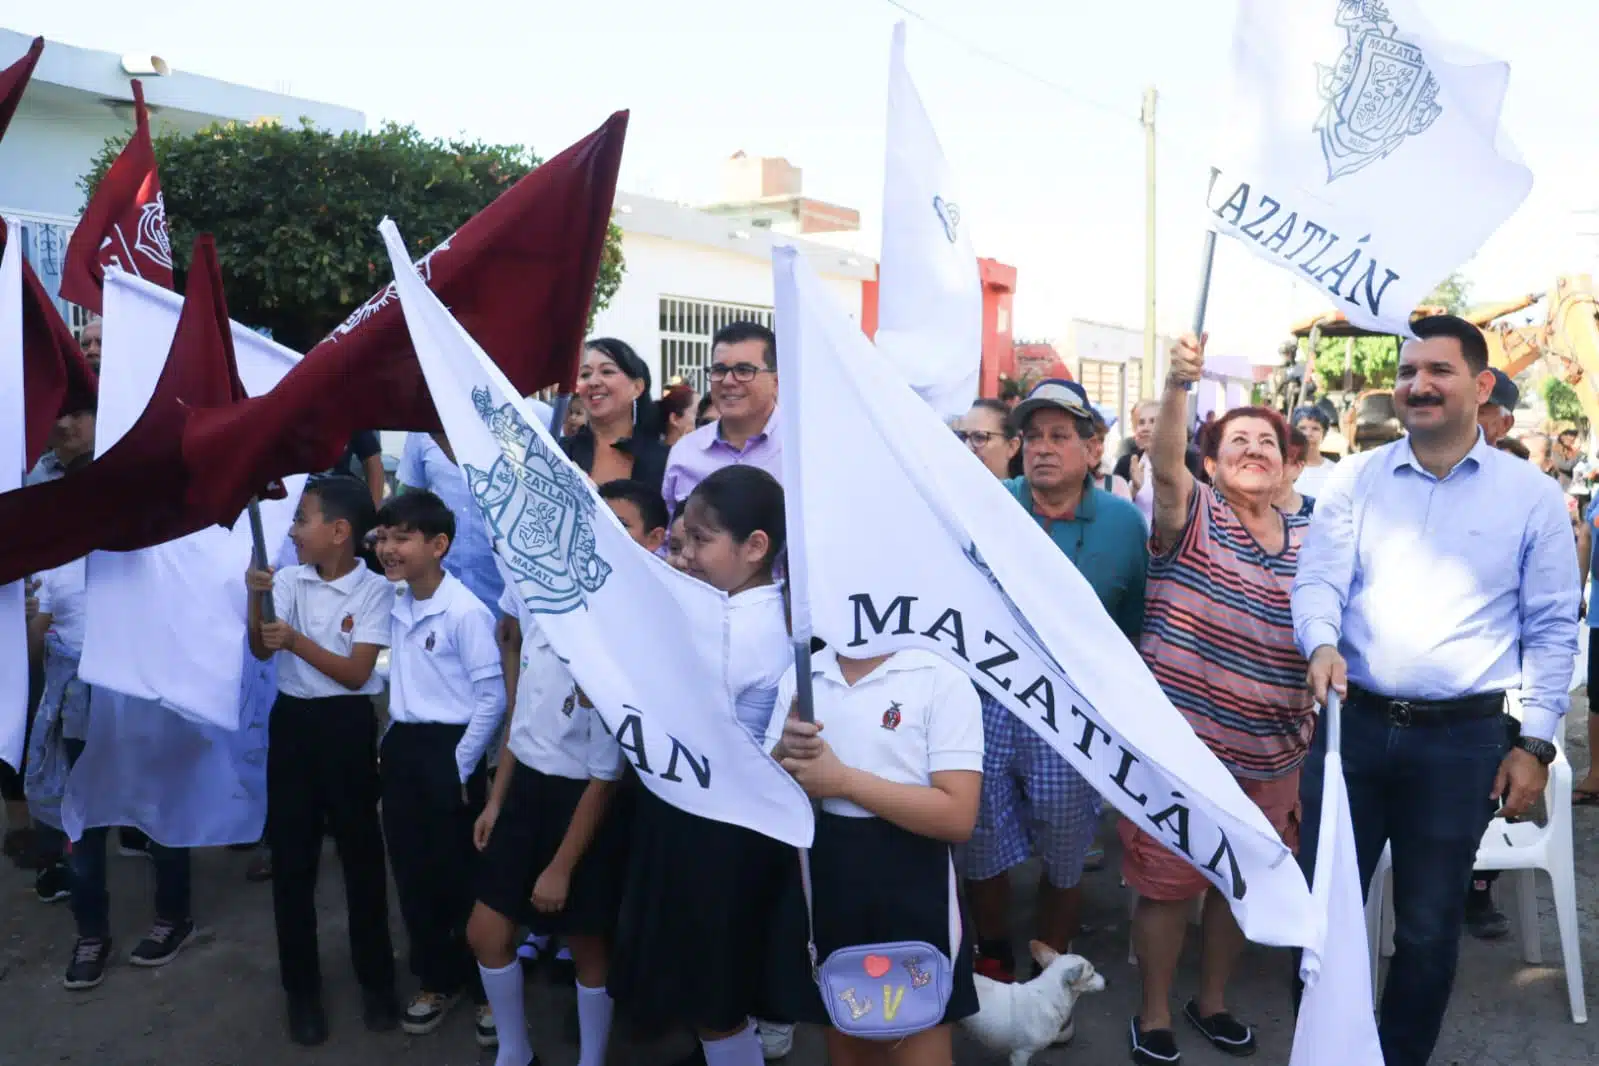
[954,429,1005,447]
[708,362,773,384]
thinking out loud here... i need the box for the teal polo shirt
[1003,476,1149,642]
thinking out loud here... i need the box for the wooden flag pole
[246,498,275,624]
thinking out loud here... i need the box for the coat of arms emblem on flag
[1315,0,1442,181]
[132,192,174,269]
[463,386,611,614]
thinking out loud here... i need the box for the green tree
[1310,334,1400,391]
[81,119,624,351]
[1542,377,1585,426]
[1424,271,1472,314]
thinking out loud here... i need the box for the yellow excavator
[1278,278,1599,453]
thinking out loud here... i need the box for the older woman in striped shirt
[1122,334,1314,1066]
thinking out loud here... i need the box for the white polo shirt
[388,572,503,724]
[768,648,984,819]
[271,563,394,698]
[37,557,88,657]
[728,583,791,742]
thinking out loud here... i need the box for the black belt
[1346,684,1505,728]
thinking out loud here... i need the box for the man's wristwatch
[1515,736,1557,766]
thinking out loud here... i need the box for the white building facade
[592,191,874,395]
[0,27,364,326]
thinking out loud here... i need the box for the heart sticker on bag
[863,955,892,978]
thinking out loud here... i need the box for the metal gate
[658,295,773,393]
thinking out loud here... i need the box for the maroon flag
[0,36,41,141]
[60,80,173,312]
[0,235,242,585]
[0,38,97,468]
[181,110,628,528]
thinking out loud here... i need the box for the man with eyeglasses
[964,378,1148,989]
[661,321,782,518]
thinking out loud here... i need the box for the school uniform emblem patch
[881,702,902,731]
[464,388,612,615]
[424,632,435,652]
[560,691,577,717]
[340,613,354,633]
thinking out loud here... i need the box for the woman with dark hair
[658,384,698,448]
[954,399,1022,480]
[1276,427,1316,517]
[561,339,668,493]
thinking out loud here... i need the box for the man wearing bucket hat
[964,378,1149,987]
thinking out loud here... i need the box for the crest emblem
[329,237,454,340]
[881,702,903,731]
[463,388,611,615]
[1315,0,1442,182]
[134,192,174,269]
[340,613,354,634]
[560,690,577,717]
[932,196,960,244]
[424,632,436,652]
[964,543,1062,674]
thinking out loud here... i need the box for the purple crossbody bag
[800,849,962,1040]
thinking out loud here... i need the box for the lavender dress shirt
[661,408,784,516]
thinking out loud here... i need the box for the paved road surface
[3,709,1595,1066]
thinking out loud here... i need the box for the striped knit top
[1139,483,1314,780]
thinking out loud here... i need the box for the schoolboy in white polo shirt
[246,475,399,1047]
[374,490,506,1049]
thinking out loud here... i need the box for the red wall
[858,257,1017,401]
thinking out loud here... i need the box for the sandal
[1183,999,1257,1057]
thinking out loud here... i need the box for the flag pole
[548,393,571,437]
[246,498,275,624]
[1184,168,1223,428]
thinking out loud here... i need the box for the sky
[11,0,1598,362]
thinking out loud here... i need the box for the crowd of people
[3,313,1588,1066]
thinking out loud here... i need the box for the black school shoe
[1465,884,1510,940]
[287,994,330,1046]
[1182,999,1257,1056]
[35,861,72,903]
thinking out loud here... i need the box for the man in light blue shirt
[1292,315,1579,1066]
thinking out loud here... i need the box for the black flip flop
[1129,1016,1182,1065]
[1183,999,1257,1057]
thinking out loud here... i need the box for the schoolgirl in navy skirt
[607,467,794,1066]
[765,647,985,1066]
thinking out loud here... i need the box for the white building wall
[591,229,864,393]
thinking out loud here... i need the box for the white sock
[479,961,532,1066]
[575,981,614,1066]
[701,1025,763,1066]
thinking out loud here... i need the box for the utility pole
[1141,86,1158,402]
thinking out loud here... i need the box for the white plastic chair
[1365,700,1586,1024]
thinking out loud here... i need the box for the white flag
[875,21,982,419]
[1290,743,1383,1065]
[774,244,1313,945]
[0,219,25,771]
[78,270,305,729]
[379,218,814,847]
[1212,0,1532,333]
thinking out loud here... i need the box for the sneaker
[116,829,152,859]
[287,994,330,1046]
[1129,1017,1181,1065]
[63,936,112,990]
[34,861,71,903]
[974,953,1016,984]
[756,1020,794,1060]
[402,990,461,1035]
[130,919,195,967]
[475,1004,498,1048]
[362,986,401,1032]
[1465,885,1509,940]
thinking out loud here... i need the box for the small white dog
[960,941,1106,1066]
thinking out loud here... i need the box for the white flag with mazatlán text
[875,21,982,420]
[379,218,814,848]
[1212,0,1531,334]
[772,244,1313,947]
[0,219,25,772]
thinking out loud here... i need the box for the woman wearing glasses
[954,399,1021,480]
